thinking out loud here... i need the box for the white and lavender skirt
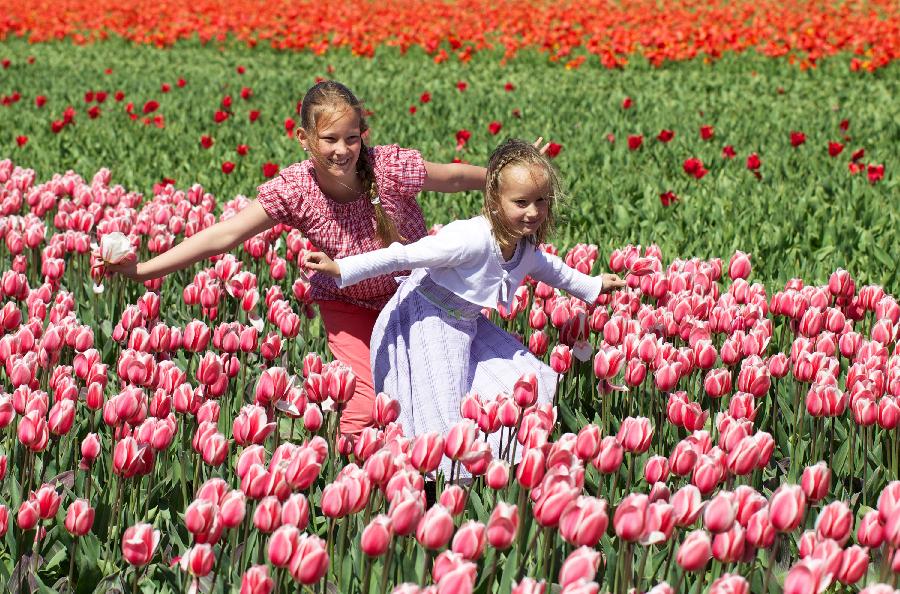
[370,268,557,477]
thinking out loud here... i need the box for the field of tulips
[1,156,900,594]
[1,1,900,592]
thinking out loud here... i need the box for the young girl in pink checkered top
[110,80,487,437]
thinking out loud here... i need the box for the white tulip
[99,232,135,264]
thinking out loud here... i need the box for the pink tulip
[373,392,400,426]
[613,493,648,542]
[617,416,653,453]
[770,484,807,533]
[439,485,468,516]
[388,488,424,536]
[591,436,623,474]
[533,477,579,528]
[643,455,669,484]
[122,523,160,566]
[836,545,869,585]
[513,372,538,407]
[560,496,608,547]
[451,520,487,560]
[436,558,477,594]
[801,462,831,502]
[410,432,445,473]
[241,565,274,594]
[486,501,518,549]
[857,510,884,548]
[361,515,393,557]
[287,533,329,584]
[746,508,776,549]
[219,490,246,528]
[64,499,94,536]
[0,505,8,538]
[709,574,750,594]
[516,447,546,489]
[416,504,454,550]
[33,483,62,519]
[17,499,40,530]
[233,404,276,446]
[180,543,215,577]
[712,524,746,563]
[728,251,751,280]
[575,424,601,461]
[512,578,547,594]
[672,485,703,527]
[268,524,300,567]
[815,501,852,544]
[558,546,601,588]
[550,344,572,373]
[676,530,712,571]
[704,491,737,533]
[444,420,478,460]
[783,559,833,594]
[485,459,510,490]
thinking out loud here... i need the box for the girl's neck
[497,237,520,262]
[312,166,364,204]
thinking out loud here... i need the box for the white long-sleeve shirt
[336,215,604,310]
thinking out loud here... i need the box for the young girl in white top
[304,139,624,468]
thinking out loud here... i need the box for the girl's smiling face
[299,107,362,180]
[497,163,550,239]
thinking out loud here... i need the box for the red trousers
[317,300,381,437]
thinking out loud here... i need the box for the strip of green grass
[1,39,897,290]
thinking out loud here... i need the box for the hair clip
[370,196,381,206]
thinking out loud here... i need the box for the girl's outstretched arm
[108,200,276,282]
[421,161,486,193]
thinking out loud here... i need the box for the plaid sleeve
[375,144,427,201]
[255,174,296,225]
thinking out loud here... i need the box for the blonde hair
[299,81,405,246]
[483,138,561,250]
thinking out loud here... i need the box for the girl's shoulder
[370,144,426,198]
[255,160,319,225]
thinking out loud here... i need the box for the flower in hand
[91,232,138,284]
[303,251,341,279]
[600,273,626,293]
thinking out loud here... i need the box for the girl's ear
[296,128,309,150]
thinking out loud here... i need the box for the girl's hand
[600,273,626,293]
[106,260,144,282]
[303,252,341,278]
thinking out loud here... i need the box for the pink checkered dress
[256,144,428,310]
